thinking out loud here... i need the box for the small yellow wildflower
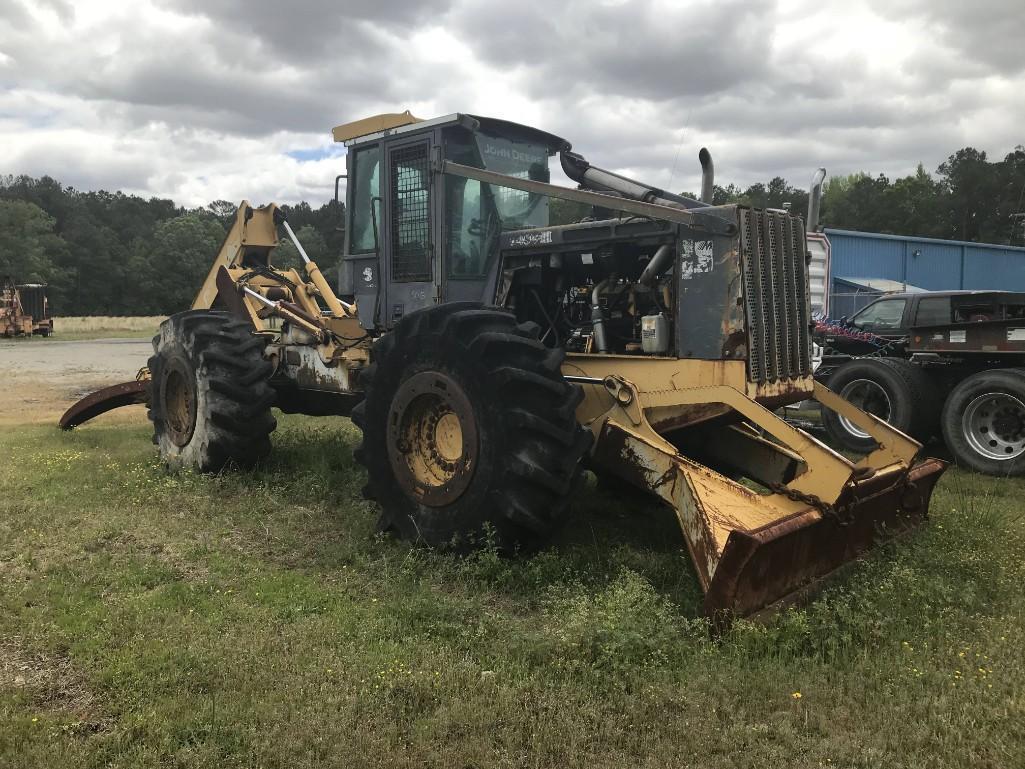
[791,691,802,700]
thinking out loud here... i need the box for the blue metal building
[824,228,1025,318]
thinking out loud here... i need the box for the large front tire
[352,303,591,553]
[148,311,276,472]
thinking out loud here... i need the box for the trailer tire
[822,357,939,452]
[941,369,1025,476]
[148,310,276,472]
[352,302,591,554]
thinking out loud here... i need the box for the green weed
[1,417,1023,768]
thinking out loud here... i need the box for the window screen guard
[390,143,432,282]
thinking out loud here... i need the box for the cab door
[341,142,382,330]
[381,136,437,327]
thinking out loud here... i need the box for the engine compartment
[499,223,678,356]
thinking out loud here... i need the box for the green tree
[937,148,995,242]
[0,200,67,284]
[711,184,743,205]
[273,224,328,274]
[140,213,227,314]
[206,200,239,227]
[886,164,947,238]
[993,146,1025,245]
[820,173,894,233]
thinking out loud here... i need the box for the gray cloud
[166,0,453,61]
[0,0,1022,208]
[450,0,774,101]
[870,0,1025,75]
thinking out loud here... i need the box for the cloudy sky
[1,0,1022,208]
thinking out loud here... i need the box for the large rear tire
[351,303,591,553]
[821,357,939,452]
[148,310,276,472]
[941,369,1025,476]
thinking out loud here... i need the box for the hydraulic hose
[590,278,611,353]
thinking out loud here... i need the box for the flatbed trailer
[817,291,1025,475]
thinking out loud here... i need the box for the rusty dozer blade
[59,372,150,430]
[703,456,945,622]
[587,377,948,626]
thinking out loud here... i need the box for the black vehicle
[815,290,1010,363]
[817,290,1025,475]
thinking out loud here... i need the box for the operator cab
[335,112,565,330]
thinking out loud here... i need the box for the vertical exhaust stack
[807,167,826,232]
[699,148,714,204]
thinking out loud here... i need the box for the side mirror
[334,175,348,235]
[334,174,347,206]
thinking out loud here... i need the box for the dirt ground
[0,338,152,426]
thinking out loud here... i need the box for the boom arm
[192,202,280,311]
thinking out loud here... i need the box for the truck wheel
[351,302,592,554]
[148,310,276,472]
[941,369,1025,476]
[821,357,939,452]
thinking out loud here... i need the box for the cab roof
[332,111,568,154]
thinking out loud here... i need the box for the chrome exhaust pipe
[807,168,826,232]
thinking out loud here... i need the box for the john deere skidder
[63,111,946,622]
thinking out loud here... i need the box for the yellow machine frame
[61,177,945,624]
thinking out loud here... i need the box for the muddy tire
[822,357,939,452]
[941,369,1025,476]
[148,310,276,472]
[351,302,591,553]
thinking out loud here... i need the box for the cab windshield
[444,126,552,276]
[472,132,550,229]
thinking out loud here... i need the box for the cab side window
[913,296,951,326]
[349,146,381,253]
[853,298,907,330]
[389,142,432,282]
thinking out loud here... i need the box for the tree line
[0,175,343,316]
[709,146,1025,245]
[2,145,1023,316]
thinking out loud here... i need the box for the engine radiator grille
[739,208,812,383]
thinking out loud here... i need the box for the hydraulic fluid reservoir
[641,313,669,354]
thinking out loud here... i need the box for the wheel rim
[387,371,479,507]
[962,392,1025,461]
[163,363,197,448]
[838,378,892,439]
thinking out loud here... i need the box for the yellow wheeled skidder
[62,111,945,623]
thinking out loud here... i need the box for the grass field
[43,316,165,341]
[1,415,1023,768]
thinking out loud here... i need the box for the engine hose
[591,278,611,353]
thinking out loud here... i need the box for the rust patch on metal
[704,457,947,629]
[59,380,149,430]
